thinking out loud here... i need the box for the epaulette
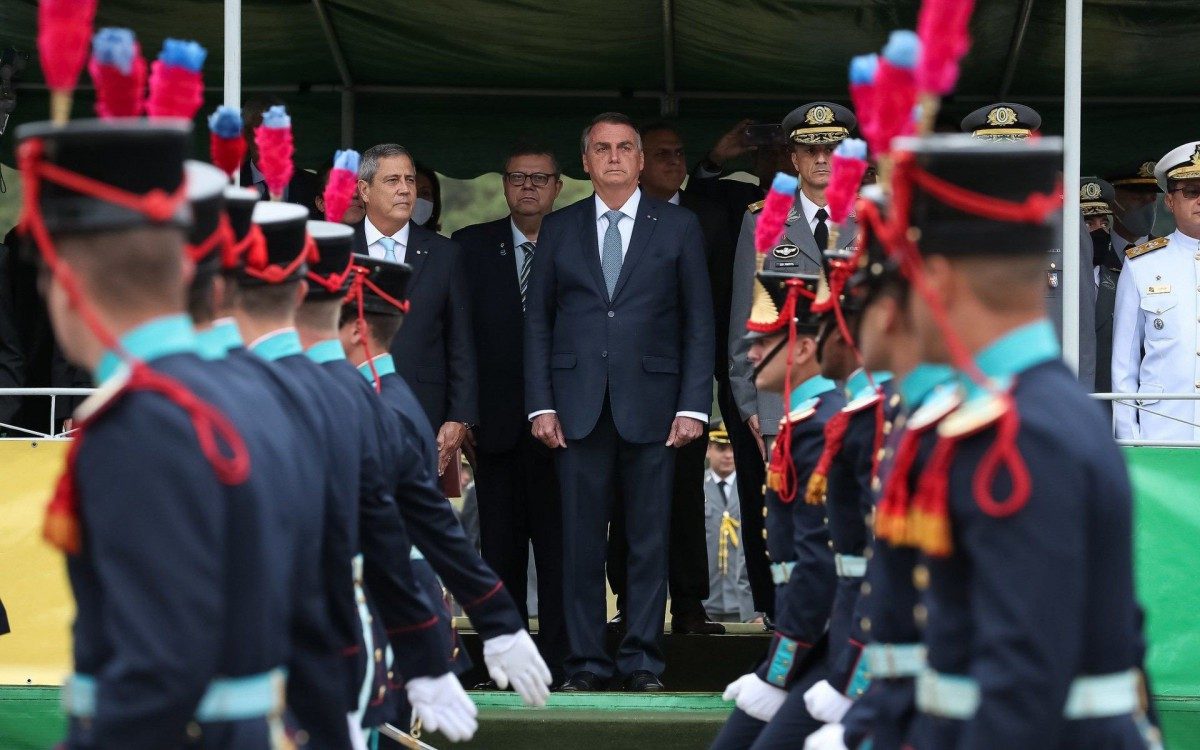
[907,383,963,431]
[779,397,820,428]
[1126,236,1168,260]
[748,199,765,214]
[936,392,1008,439]
[841,391,882,415]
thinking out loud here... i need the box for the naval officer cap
[1154,141,1200,192]
[1079,177,1116,217]
[960,102,1041,141]
[782,102,857,146]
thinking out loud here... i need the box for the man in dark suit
[525,112,715,692]
[239,96,321,216]
[606,121,728,635]
[352,144,478,474]
[453,143,568,681]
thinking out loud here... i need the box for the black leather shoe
[762,614,775,632]
[671,612,726,635]
[473,679,500,690]
[559,670,605,692]
[607,612,626,634]
[622,670,665,692]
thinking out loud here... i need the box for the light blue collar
[94,314,198,385]
[357,353,396,381]
[898,364,956,408]
[844,368,893,400]
[306,338,347,364]
[789,374,837,411]
[965,319,1060,398]
[196,319,244,361]
[249,328,303,362]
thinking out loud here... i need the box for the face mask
[411,197,434,226]
[1090,227,1118,268]
[1115,199,1155,237]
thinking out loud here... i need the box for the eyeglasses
[505,172,556,187]
[1171,185,1200,200]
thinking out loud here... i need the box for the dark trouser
[560,396,674,680]
[68,716,275,750]
[709,663,827,750]
[473,431,567,680]
[608,433,711,618]
[717,380,774,617]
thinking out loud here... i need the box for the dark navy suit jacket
[523,193,715,443]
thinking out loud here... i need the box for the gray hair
[359,143,412,183]
[580,112,642,155]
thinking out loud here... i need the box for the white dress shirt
[668,191,682,206]
[709,470,737,498]
[364,217,411,263]
[797,191,827,233]
[528,189,708,425]
[511,219,534,285]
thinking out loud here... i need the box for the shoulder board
[936,393,1009,439]
[748,199,765,214]
[779,397,820,428]
[74,367,131,423]
[841,391,882,415]
[1126,236,1169,260]
[907,384,963,431]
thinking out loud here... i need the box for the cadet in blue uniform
[337,253,553,716]
[796,246,896,728]
[889,134,1150,748]
[711,270,843,750]
[18,118,302,749]
[804,188,958,750]
[228,203,474,743]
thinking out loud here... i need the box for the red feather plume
[89,42,147,119]
[38,0,97,122]
[254,125,295,201]
[146,62,205,120]
[917,0,975,96]
[210,133,247,180]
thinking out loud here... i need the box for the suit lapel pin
[500,242,507,257]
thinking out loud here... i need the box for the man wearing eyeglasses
[1113,141,1200,441]
[454,144,568,684]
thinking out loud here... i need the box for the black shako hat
[744,270,821,341]
[238,201,312,286]
[350,253,413,315]
[305,220,356,299]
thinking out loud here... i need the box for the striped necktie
[378,236,398,262]
[519,241,536,311]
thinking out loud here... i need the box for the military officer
[18,118,306,749]
[1105,160,1163,257]
[962,102,1097,391]
[711,269,844,750]
[335,254,553,717]
[726,103,860,620]
[889,133,1148,747]
[804,187,958,750]
[702,424,756,623]
[228,203,476,743]
[1112,141,1200,442]
[1081,178,1123,398]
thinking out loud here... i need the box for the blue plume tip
[849,54,879,85]
[159,38,207,72]
[882,30,920,69]
[334,149,361,172]
[771,173,799,196]
[834,138,868,161]
[92,28,137,75]
[262,105,291,129]
[208,106,244,139]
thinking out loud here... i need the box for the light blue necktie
[378,236,398,262]
[601,209,624,296]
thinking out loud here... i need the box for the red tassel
[874,426,926,543]
[806,410,851,504]
[972,399,1031,517]
[323,168,358,224]
[210,134,246,180]
[907,434,959,556]
[254,124,295,201]
[145,62,204,120]
[88,43,146,118]
[43,436,84,555]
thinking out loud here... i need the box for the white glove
[405,673,478,742]
[483,629,552,707]
[722,673,788,723]
[804,679,854,723]
[804,723,848,750]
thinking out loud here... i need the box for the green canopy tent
[1,0,1197,179]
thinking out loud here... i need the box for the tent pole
[341,89,354,148]
[661,0,677,116]
[224,0,241,185]
[1062,0,1082,374]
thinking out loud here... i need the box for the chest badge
[1147,284,1171,294]
[773,243,800,259]
[1154,318,1165,330]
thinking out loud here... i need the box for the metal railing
[1091,392,1200,448]
[0,388,94,440]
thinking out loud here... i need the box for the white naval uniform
[1112,229,1200,440]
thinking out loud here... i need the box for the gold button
[883,422,892,435]
[822,516,829,524]
[762,507,768,518]
[864,547,874,561]
[913,564,930,590]
[889,394,901,407]
[378,685,387,700]
[375,648,383,662]
[871,477,882,492]
[876,448,886,461]
[762,529,768,540]
[913,604,928,627]
[186,722,202,739]
[828,540,835,549]
[860,617,871,632]
[860,582,872,596]
[388,670,395,680]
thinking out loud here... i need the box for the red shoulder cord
[242,233,319,284]
[306,253,356,294]
[224,223,266,271]
[768,279,815,504]
[342,265,410,393]
[874,152,1058,553]
[18,138,250,555]
[185,213,234,265]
